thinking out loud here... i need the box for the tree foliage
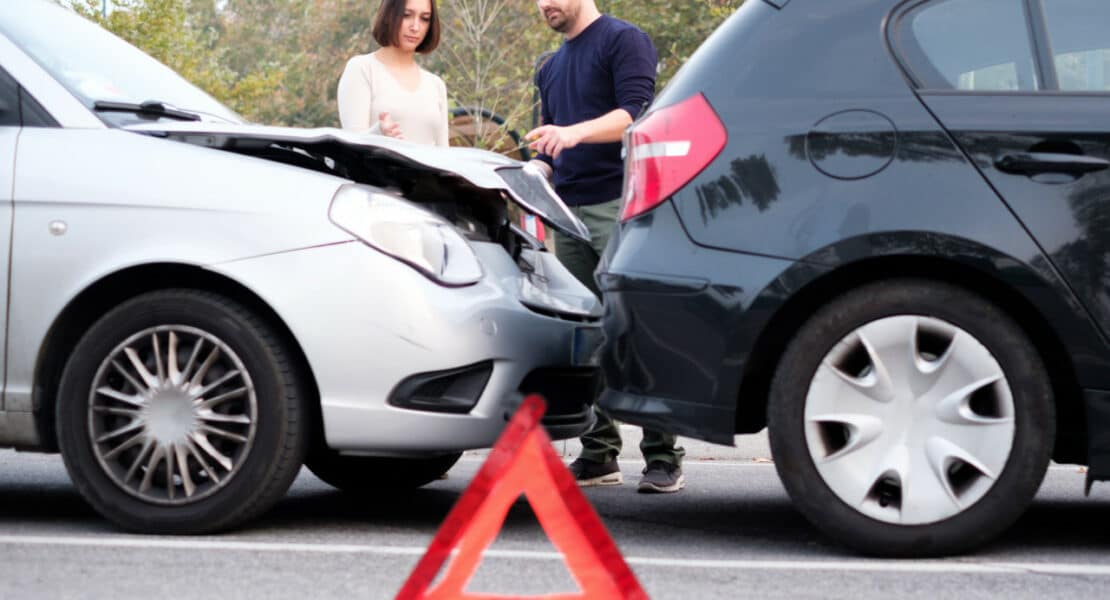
[601,0,742,87]
[67,0,284,117]
[66,0,742,139]
[212,0,374,126]
[427,0,742,150]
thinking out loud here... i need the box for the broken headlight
[329,184,483,286]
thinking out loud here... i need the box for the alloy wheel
[87,325,258,505]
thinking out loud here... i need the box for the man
[525,0,685,493]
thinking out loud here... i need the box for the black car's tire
[306,450,462,493]
[56,290,307,534]
[767,279,1054,557]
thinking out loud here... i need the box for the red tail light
[620,93,727,222]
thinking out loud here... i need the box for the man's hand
[525,124,583,159]
[378,111,403,139]
[525,110,633,159]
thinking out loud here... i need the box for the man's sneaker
[637,461,685,493]
[567,457,622,487]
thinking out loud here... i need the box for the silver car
[0,1,600,533]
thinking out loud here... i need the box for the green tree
[67,0,284,121]
[213,0,372,127]
[63,0,741,134]
[426,0,558,151]
[600,0,743,88]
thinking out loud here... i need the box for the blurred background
[66,0,741,158]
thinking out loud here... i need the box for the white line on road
[660,462,1086,471]
[1,534,1108,576]
[465,456,1089,471]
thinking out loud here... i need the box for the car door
[0,67,17,411]
[893,0,1110,336]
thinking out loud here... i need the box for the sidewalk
[467,426,772,463]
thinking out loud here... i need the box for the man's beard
[545,10,571,33]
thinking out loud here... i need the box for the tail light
[620,93,727,222]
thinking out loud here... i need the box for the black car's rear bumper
[595,202,800,444]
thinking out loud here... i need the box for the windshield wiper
[93,100,201,122]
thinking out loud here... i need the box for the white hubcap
[804,316,1014,525]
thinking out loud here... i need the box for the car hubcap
[804,315,1014,525]
[88,326,257,505]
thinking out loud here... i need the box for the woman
[338,0,448,146]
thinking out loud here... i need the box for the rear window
[895,0,1040,91]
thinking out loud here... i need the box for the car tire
[767,278,1054,557]
[56,289,307,534]
[305,450,462,493]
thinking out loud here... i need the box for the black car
[597,0,1110,556]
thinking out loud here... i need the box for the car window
[20,88,58,128]
[1042,0,1110,92]
[0,67,19,126]
[898,0,1040,91]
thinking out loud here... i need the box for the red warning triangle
[395,394,648,600]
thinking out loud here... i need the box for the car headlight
[328,184,483,286]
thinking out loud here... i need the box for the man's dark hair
[372,0,441,54]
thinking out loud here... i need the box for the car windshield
[0,1,241,125]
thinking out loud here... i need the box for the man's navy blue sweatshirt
[534,15,657,207]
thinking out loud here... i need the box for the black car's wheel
[306,450,461,493]
[767,279,1054,556]
[56,290,307,534]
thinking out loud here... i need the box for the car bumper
[214,239,600,454]
[595,201,797,444]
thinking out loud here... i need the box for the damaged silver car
[0,0,600,533]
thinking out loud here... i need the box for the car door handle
[995,152,1110,176]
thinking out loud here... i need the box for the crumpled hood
[123,121,591,242]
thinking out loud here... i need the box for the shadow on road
[0,460,1106,558]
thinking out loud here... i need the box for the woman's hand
[378,111,403,139]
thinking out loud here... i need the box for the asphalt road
[2,449,1109,599]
